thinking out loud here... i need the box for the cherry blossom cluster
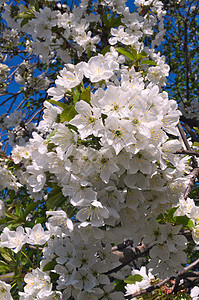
[9,48,191,299]
[0,63,10,93]
[0,0,198,299]
[174,197,199,244]
[2,0,166,66]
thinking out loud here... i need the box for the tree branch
[177,122,198,168]
[105,241,152,276]
[175,149,199,157]
[184,167,199,200]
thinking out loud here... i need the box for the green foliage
[60,105,77,122]
[80,84,91,103]
[42,260,57,272]
[124,274,143,284]
[158,207,195,229]
[46,185,67,209]
[173,216,195,229]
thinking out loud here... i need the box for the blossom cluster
[0,63,10,93]
[2,0,166,67]
[0,0,197,299]
[174,197,199,244]
[9,46,191,299]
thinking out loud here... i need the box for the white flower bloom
[147,65,169,85]
[189,206,199,226]
[82,54,119,82]
[191,286,199,300]
[70,100,102,139]
[109,26,130,45]
[174,198,196,218]
[125,266,154,297]
[50,123,77,159]
[192,225,199,245]
[0,200,5,219]
[48,62,85,100]
[0,165,21,191]
[76,200,109,227]
[21,268,52,298]
[38,101,62,131]
[46,210,73,235]
[0,281,13,300]
[26,224,50,245]
[72,267,97,291]
[26,166,46,193]
[101,117,136,155]
[0,226,27,253]
[95,148,119,183]
[98,85,129,117]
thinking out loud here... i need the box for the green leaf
[114,279,125,291]
[60,105,77,122]
[48,99,68,109]
[0,217,9,225]
[115,47,136,61]
[193,127,199,135]
[137,51,147,60]
[110,15,122,28]
[73,88,80,104]
[80,85,91,103]
[42,260,57,272]
[1,252,13,263]
[173,215,195,228]
[20,18,31,27]
[101,14,109,27]
[23,201,40,219]
[124,274,143,284]
[101,45,111,55]
[141,60,157,66]
[193,142,199,148]
[8,190,15,201]
[167,206,178,220]
[15,202,21,217]
[46,186,67,210]
[131,49,138,60]
[16,11,34,19]
[4,212,18,220]
[0,261,11,272]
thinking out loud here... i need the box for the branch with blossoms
[125,258,199,299]
[105,241,152,275]
[0,0,199,299]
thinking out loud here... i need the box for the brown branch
[184,19,190,103]
[180,116,199,129]
[175,149,199,157]
[25,107,44,125]
[184,167,199,200]
[105,242,152,276]
[177,122,198,168]
[178,122,192,151]
[183,123,199,143]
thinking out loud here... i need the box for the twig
[175,149,199,157]
[178,122,192,151]
[25,107,44,125]
[177,122,198,168]
[183,123,199,143]
[184,168,199,200]
[105,242,152,276]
